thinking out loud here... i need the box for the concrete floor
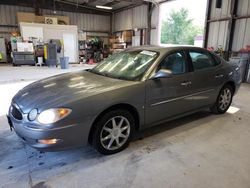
[0,65,250,188]
[0,63,95,84]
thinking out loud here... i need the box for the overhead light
[96,5,113,10]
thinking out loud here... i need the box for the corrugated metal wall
[207,0,231,49]
[232,0,250,51]
[207,21,229,49]
[0,5,33,39]
[206,0,250,51]
[114,5,148,31]
[0,4,110,40]
[0,5,34,26]
[210,0,231,19]
[114,9,133,31]
[42,9,110,32]
[133,5,148,29]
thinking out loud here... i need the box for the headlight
[37,108,72,125]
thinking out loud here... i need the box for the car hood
[13,70,135,113]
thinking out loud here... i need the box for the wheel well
[224,81,236,94]
[88,103,140,144]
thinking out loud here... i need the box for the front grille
[11,104,23,120]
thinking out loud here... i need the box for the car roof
[125,45,207,54]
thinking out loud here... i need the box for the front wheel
[92,109,135,155]
[210,84,233,114]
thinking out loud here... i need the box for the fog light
[28,108,38,121]
[38,139,61,145]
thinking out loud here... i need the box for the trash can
[229,57,249,82]
[60,57,69,69]
[246,66,250,83]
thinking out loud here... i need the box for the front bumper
[7,114,93,151]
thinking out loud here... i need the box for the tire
[210,84,233,114]
[92,109,135,155]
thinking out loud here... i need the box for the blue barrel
[60,57,69,69]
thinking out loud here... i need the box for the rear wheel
[210,84,233,114]
[92,109,135,155]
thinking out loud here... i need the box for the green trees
[161,8,203,45]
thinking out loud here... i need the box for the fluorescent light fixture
[96,5,113,10]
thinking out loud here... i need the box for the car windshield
[90,50,158,81]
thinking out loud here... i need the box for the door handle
[214,74,224,78]
[181,81,192,86]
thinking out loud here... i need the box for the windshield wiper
[88,69,111,78]
[88,69,133,81]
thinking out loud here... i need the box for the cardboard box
[122,31,133,37]
[35,16,45,23]
[109,38,116,44]
[55,15,70,25]
[123,36,132,42]
[112,43,126,49]
[115,37,124,43]
[17,12,35,23]
[17,12,70,25]
[122,31,133,42]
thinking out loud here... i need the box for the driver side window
[158,52,186,75]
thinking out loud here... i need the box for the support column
[204,0,212,48]
[225,0,238,59]
[33,0,43,16]
[147,2,154,45]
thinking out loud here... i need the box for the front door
[145,51,194,126]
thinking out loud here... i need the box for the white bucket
[38,57,43,64]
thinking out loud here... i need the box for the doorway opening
[159,0,208,47]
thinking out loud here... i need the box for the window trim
[153,50,189,77]
[187,50,221,72]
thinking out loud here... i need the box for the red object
[207,47,214,51]
[239,48,247,52]
[239,44,250,52]
[88,59,95,64]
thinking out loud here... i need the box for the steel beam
[203,0,212,48]
[0,0,111,15]
[114,2,146,13]
[225,0,238,60]
[147,2,154,45]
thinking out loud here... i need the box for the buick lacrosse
[7,46,241,154]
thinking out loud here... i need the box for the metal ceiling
[0,0,166,15]
[57,0,146,12]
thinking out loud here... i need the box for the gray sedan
[7,46,241,155]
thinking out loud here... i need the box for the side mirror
[151,69,173,79]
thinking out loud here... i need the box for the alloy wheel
[218,88,232,111]
[100,116,130,151]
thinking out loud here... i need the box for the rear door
[187,50,224,109]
